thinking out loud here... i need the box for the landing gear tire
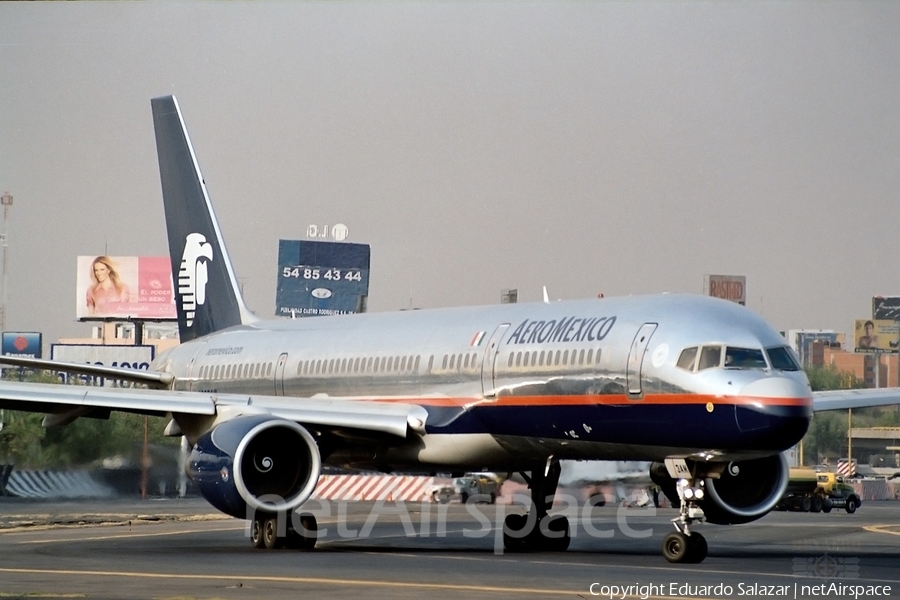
[250,517,265,549]
[262,516,283,550]
[822,498,833,513]
[285,513,318,550]
[687,532,708,563]
[662,530,708,563]
[502,513,570,552]
[502,513,531,553]
[662,532,691,563]
[541,515,571,552]
[800,496,812,512]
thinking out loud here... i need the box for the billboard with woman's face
[76,256,176,320]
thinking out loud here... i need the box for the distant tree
[0,371,174,469]
[800,364,865,464]
[805,364,865,392]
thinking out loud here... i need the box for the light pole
[0,191,12,332]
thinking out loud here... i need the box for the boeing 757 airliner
[1,96,896,563]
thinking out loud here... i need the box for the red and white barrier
[311,474,435,502]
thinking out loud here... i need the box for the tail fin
[151,95,257,342]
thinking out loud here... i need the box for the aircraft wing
[0,355,173,389]
[812,388,900,412]
[0,380,426,439]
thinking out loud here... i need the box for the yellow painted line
[864,524,900,536]
[16,524,244,545]
[0,595,85,599]
[0,568,693,598]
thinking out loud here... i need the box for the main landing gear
[250,512,318,550]
[502,458,571,553]
[662,478,708,563]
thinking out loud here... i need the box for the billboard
[788,331,841,367]
[872,296,900,320]
[853,319,899,353]
[51,344,154,386]
[703,275,746,305]
[1,332,42,358]
[76,256,176,321]
[275,240,370,317]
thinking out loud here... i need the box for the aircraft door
[481,323,510,398]
[626,323,658,397]
[274,352,288,396]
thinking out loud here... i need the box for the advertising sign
[51,344,154,386]
[1,332,42,358]
[703,275,746,306]
[276,240,370,317]
[872,296,900,320]
[853,319,899,353]
[76,256,176,320]
[793,331,840,367]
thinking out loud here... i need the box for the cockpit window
[724,347,767,369]
[766,346,801,371]
[676,347,698,371]
[697,345,722,371]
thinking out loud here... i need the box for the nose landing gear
[663,479,708,563]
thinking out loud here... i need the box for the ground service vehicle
[453,475,499,503]
[778,469,861,513]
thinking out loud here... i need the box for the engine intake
[650,453,789,525]
[188,415,321,519]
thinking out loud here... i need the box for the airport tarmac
[0,497,898,599]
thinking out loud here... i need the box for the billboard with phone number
[275,240,370,317]
[51,344,155,386]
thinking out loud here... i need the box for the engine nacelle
[188,415,321,519]
[650,453,789,525]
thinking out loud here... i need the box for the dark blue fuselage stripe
[423,403,811,452]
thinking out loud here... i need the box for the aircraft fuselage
[154,293,812,472]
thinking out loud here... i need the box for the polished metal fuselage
[153,293,813,471]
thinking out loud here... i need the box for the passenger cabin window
[697,345,722,371]
[766,346,801,371]
[724,347,767,369]
[676,347,698,371]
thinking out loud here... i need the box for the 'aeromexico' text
[506,316,616,345]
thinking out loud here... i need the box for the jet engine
[188,415,321,519]
[650,453,789,525]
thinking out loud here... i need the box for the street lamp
[0,191,12,332]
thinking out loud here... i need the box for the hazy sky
[2,2,899,351]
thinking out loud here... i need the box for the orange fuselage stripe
[363,394,812,409]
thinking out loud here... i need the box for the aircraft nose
[734,376,813,451]
[739,376,812,402]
